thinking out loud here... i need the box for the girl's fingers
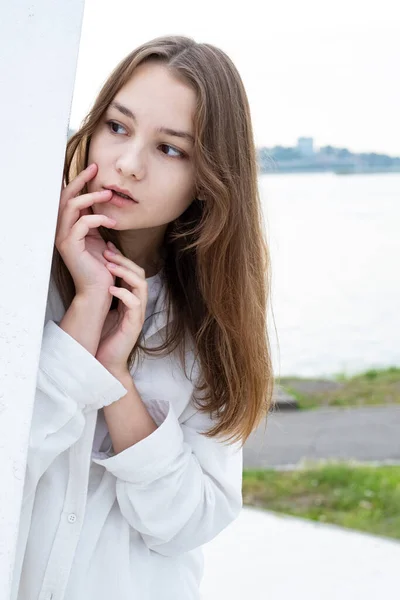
[109,286,145,326]
[106,263,148,321]
[67,214,117,245]
[103,247,146,279]
[68,189,113,212]
[106,263,147,291]
[57,190,113,241]
[109,286,141,308]
[60,163,98,207]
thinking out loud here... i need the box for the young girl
[12,35,273,600]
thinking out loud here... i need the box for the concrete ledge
[273,384,299,410]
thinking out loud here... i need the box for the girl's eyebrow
[109,101,194,144]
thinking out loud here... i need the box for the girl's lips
[107,191,139,207]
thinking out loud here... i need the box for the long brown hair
[54,35,274,445]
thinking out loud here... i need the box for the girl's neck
[117,227,166,277]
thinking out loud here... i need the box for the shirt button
[67,513,77,523]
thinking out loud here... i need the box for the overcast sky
[69,0,399,155]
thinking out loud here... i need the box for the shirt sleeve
[92,398,243,557]
[24,320,128,503]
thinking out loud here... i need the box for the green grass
[278,366,400,409]
[243,463,400,540]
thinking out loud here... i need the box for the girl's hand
[55,163,117,300]
[95,243,148,378]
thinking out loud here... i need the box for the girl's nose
[115,146,146,180]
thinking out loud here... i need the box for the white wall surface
[0,2,85,597]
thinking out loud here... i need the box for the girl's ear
[195,190,205,202]
[194,185,205,202]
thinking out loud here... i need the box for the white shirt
[11,271,243,600]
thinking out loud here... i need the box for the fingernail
[108,241,117,251]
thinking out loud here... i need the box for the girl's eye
[106,120,127,135]
[159,144,185,159]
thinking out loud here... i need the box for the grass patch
[243,463,400,540]
[278,366,400,409]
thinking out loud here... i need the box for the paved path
[244,405,400,468]
[200,507,400,599]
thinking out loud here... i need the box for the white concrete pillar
[0,2,85,596]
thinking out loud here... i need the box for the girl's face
[88,61,197,232]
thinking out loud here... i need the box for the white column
[0,1,85,596]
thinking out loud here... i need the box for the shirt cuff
[92,400,184,483]
[40,320,128,411]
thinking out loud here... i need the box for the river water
[259,172,400,378]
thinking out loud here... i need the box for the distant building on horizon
[257,137,400,174]
[297,137,314,157]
